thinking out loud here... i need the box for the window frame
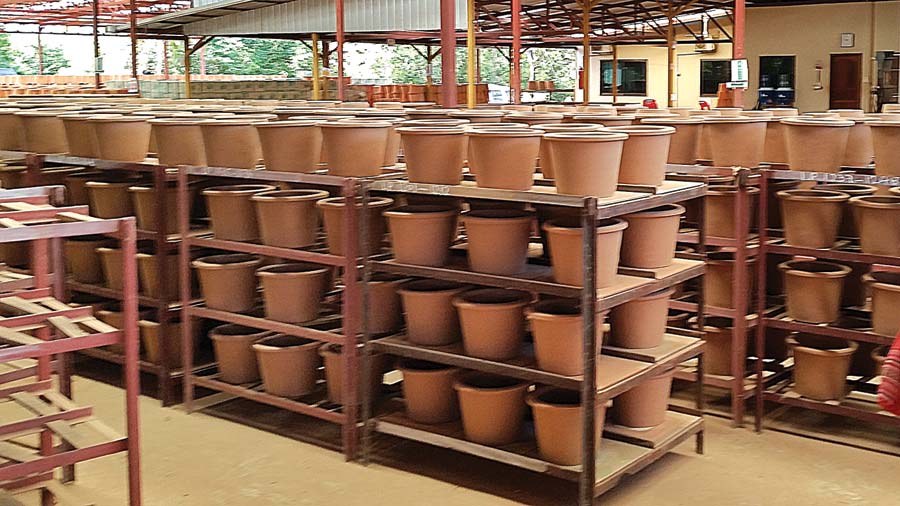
[599,59,648,96]
[758,55,797,89]
[699,59,732,97]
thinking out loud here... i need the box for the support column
[336,0,346,101]
[183,36,191,99]
[312,34,321,101]
[611,45,618,103]
[511,0,522,103]
[440,0,457,107]
[36,27,43,76]
[162,41,170,80]
[129,0,139,82]
[200,46,207,75]
[733,0,745,107]
[466,0,476,108]
[667,4,676,107]
[93,0,100,89]
[581,0,592,105]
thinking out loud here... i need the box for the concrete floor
[13,375,900,506]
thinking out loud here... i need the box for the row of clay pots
[66,239,182,299]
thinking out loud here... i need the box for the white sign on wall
[729,59,749,89]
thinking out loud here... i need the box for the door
[829,53,862,109]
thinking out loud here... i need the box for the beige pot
[788,334,857,401]
[528,298,606,376]
[780,260,850,324]
[528,388,606,466]
[60,115,99,158]
[620,204,684,268]
[64,171,104,205]
[454,373,528,445]
[257,263,330,323]
[97,247,126,290]
[399,360,460,424]
[0,108,24,150]
[321,121,391,176]
[704,117,767,168]
[200,119,264,169]
[705,185,760,239]
[129,183,184,233]
[462,209,533,275]
[705,251,756,310]
[139,319,198,365]
[137,252,179,300]
[608,288,674,349]
[89,116,151,162]
[203,184,276,242]
[384,205,458,266]
[398,279,468,346]
[317,196,393,257]
[778,189,849,248]
[447,109,506,123]
[781,117,853,172]
[690,316,733,376]
[850,196,900,255]
[320,343,387,405]
[362,274,406,335]
[64,235,111,284]
[762,120,789,164]
[641,117,703,164]
[209,323,269,384]
[255,120,323,173]
[86,180,135,218]
[252,189,328,248]
[864,271,900,337]
[503,111,563,126]
[149,118,207,166]
[841,119,874,167]
[467,129,542,190]
[397,126,467,184]
[193,254,262,313]
[604,125,675,186]
[253,334,321,398]
[870,121,900,176]
[612,370,673,428]
[543,217,627,288]
[16,111,69,153]
[542,131,627,196]
[453,289,531,360]
[531,123,603,179]
[339,117,402,167]
[817,184,876,238]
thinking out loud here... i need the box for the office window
[759,56,796,89]
[601,60,647,95]
[701,60,731,96]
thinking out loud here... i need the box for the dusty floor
[12,375,900,506]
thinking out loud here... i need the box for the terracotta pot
[86,180,135,218]
[209,323,268,384]
[399,360,460,424]
[317,196,393,256]
[398,279,468,346]
[704,117,767,168]
[688,110,721,161]
[203,184,276,242]
[0,109,24,150]
[528,298,607,376]
[253,334,321,398]
[251,189,328,248]
[148,118,207,166]
[781,117,853,172]
[60,115,99,157]
[16,111,69,153]
[836,262,869,308]
[97,247,127,290]
[199,119,264,169]
[705,251,756,310]
[619,204,684,269]
[705,186,760,239]
[816,184,876,237]
[612,370,673,428]
[841,119,874,167]
[129,183,184,233]
[543,217,627,288]
[608,288,674,349]
[542,131,627,195]
[89,116,151,162]
[531,123,603,179]
[339,117,402,167]
[257,263,330,323]
[64,172,104,205]
[466,129,542,190]
[137,252,179,299]
[778,189,849,248]
[503,111,563,126]
[762,119,790,164]
[604,125,674,186]
[362,274,406,335]
[864,271,900,337]
[690,316,733,375]
[528,388,606,466]
[870,121,900,176]
[406,109,454,120]
[320,343,387,405]
[873,346,888,376]
[453,289,530,360]
[319,121,391,176]
[250,120,323,173]
[462,209,533,275]
[893,187,900,196]
[64,235,111,284]
[640,117,703,164]
[398,126,467,184]
[788,334,857,401]
[454,373,528,445]
[402,118,470,128]
[447,110,506,123]
[384,205,458,266]
[139,319,198,365]
[586,116,636,127]
[780,260,850,323]
[850,196,900,255]
[667,309,691,329]
[193,254,262,312]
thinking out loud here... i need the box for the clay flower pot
[209,324,268,384]
[542,131,628,195]
[319,121,391,176]
[705,251,755,310]
[781,117,853,172]
[199,119,266,169]
[705,186,760,239]
[362,274,406,335]
[148,118,207,166]
[467,129,542,190]
[531,123,603,179]
[402,118,470,128]
[604,125,675,186]
[88,116,151,162]
[193,254,262,312]
[640,117,703,164]
[137,252,179,299]
[850,196,900,255]
[203,184,276,242]
[864,271,900,337]
[317,196,393,256]
[690,316,733,376]
[840,118,874,167]
[398,279,468,346]
[704,117,767,168]
[320,343,387,405]
[528,388,606,466]
[454,373,528,445]
[543,217,627,288]
[688,109,721,161]
[528,298,607,376]
[339,117,402,167]
[86,180,135,218]
[788,334,857,401]
[447,109,505,124]
[60,114,99,157]
[64,235,111,284]
[608,288,675,349]
[453,289,531,360]
[253,334,321,398]
[250,120,323,173]
[251,189,328,248]
[139,319,197,365]
[462,209,533,275]
[399,360,460,424]
[620,204,684,268]
[257,263,330,323]
[64,171,104,205]
[129,183,184,233]
[0,108,24,150]
[16,111,69,153]
[97,247,127,290]
[870,121,900,176]
[817,184,876,238]
[780,260,850,323]
[778,189,849,248]
[397,126,467,184]
[384,205,458,266]
[873,346,888,376]
[503,111,563,126]
[612,370,673,428]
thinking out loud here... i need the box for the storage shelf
[184,164,352,187]
[766,168,900,187]
[762,312,894,346]
[763,383,900,427]
[185,305,348,346]
[186,235,347,267]
[67,280,178,309]
[763,239,900,267]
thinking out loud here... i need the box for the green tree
[387,45,430,84]
[0,34,20,71]
[17,45,69,75]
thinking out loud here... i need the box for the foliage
[16,44,70,75]
[0,34,20,71]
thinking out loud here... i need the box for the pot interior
[535,388,580,406]
[465,209,532,220]
[459,289,529,305]
[258,262,325,274]
[401,278,466,293]
[532,298,580,316]
[399,359,452,372]
[212,323,265,336]
[257,334,315,348]
[869,271,900,286]
[782,260,846,274]
[388,204,456,214]
[197,253,259,265]
[460,373,523,390]
[792,333,851,351]
[204,184,274,194]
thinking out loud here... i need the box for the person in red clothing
[877,330,900,416]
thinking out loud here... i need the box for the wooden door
[830,53,862,109]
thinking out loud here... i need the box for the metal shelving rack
[360,177,707,505]
[0,186,140,505]
[176,165,365,460]
[754,168,900,432]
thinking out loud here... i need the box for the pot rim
[542,217,627,235]
[868,121,900,128]
[848,195,900,209]
[862,271,900,293]
[575,114,635,121]
[562,110,617,117]
[288,115,351,122]
[383,204,458,218]
[396,126,466,135]
[252,333,320,352]
[202,184,278,196]
[405,108,458,116]
[256,262,330,277]
[446,110,507,118]
[703,116,769,124]
[251,189,330,202]
[623,203,685,219]
[777,189,850,203]
[253,120,321,128]
[505,112,565,120]
[778,260,851,278]
[526,387,581,410]
[634,287,676,302]
[147,118,205,126]
[639,117,704,125]
[707,185,761,196]
[780,117,854,127]
[397,278,469,295]
[786,335,858,356]
[892,187,900,196]
[464,122,529,130]
[397,359,458,374]
[401,119,471,127]
[462,208,533,221]
[315,196,394,209]
[872,345,888,364]
[452,288,532,310]
[192,253,262,269]
[198,119,265,126]
[815,184,877,195]
[87,115,149,124]
[542,131,629,142]
[603,125,677,136]
[209,323,270,339]
[527,298,583,322]
[453,372,529,393]
[466,128,544,138]
[84,180,134,189]
[531,123,604,132]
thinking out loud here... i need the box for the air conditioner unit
[695,42,716,53]
[592,45,614,55]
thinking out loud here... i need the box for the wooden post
[466,0,476,108]
[733,0,745,108]
[611,44,618,103]
[162,41,170,80]
[511,0,522,103]
[581,0,592,105]
[440,0,457,107]
[93,0,100,89]
[312,34,321,100]
[667,3,676,107]
[336,0,346,101]
[183,36,191,99]
[36,27,43,76]
[129,0,139,82]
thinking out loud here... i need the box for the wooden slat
[0,296,51,315]
[0,327,43,346]
[0,441,38,463]
[46,316,88,338]
[0,218,23,229]
[46,421,95,449]
[39,298,74,312]
[81,420,121,442]
[75,318,117,334]
[43,481,95,506]
[40,391,79,412]
[10,392,57,416]
[56,212,101,223]
[0,489,25,506]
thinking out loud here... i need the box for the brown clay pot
[398,279,468,346]
[690,316,733,376]
[612,370,673,428]
[528,388,606,466]
[850,196,900,255]
[762,119,790,164]
[704,117,767,168]
[864,271,900,337]
[528,298,607,376]
[447,110,506,123]
[251,190,328,248]
[667,309,691,328]
[384,205,458,266]
[873,346,888,376]
[137,252,179,299]
[467,129,542,190]
[841,119,874,167]
[705,186,760,239]
[317,196,393,256]
[64,235,111,284]
[203,184,276,242]
[148,118,207,166]
[453,288,531,360]
[0,108,24,150]
[209,323,268,384]
[362,274,406,335]
[781,117,853,172]
[397,126,467,184]
[454,373,528,445]
[705,251,756,310]
[542,131,628,196]
[89,116,151,162]
[462,209,532,275]
[778,189,849,248]
[257,263,330,323]
[320,121,391,176]
[86,181,135,218]
[688,109,721,161]
[531,124,604,180]
[788,334,857,401]
[340,116,403,167]
[399,360,460,424]
[320,343,387,405]
[503,111,564,126]
[200,119,264,169]
[893,187,900,196]
[608,288,674,349]
[254,120,323,172]
[870,121,900,176]
[16,111,69,153]
[139,319,198,365]
[641,117,703,164]
[620,204,684,268]
[542,217,627,288]
[780,260,850,323]
[253,334,321,398]
[64,171,105,205]
[193,254,262,312]
[97,247,127,290]
[60,114,99,157]
[604,125,675,186]
[129,183,184,233]
[816,184,876,237]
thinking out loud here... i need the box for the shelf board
[186,235,347,267]
[185,165,349,187]
[766,168,900,187]
[186,305,348,345]
[764,383,900,426]
[763,239,900,267]
[763,313,894,346]
[603,410,703,449]
[77,346,216,379]
[603,333,701,363]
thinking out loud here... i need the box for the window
[700,60,730,96]
[759,56,796,89]
[600,60,647,95]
